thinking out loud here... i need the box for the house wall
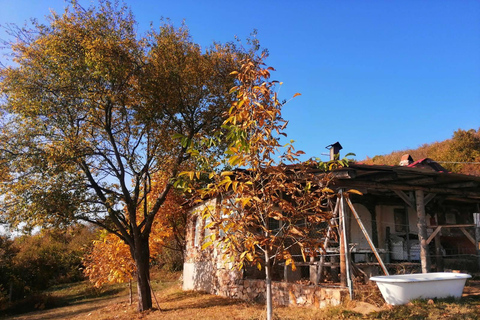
[348,203,372,250]
[375,205,417,249]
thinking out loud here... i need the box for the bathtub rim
[370,272,471,284]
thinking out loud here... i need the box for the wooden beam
[438,181,479,189]
[424,193,436,206]
[363,171,398,182]
[332,170,356,179]
[345,197,389,275]
[333,180,480,198]
[427,226,442,245]
[431,224,475,228]
[394,190,415,208]
[460,227,476,246]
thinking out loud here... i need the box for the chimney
[399,154,414,166]
[326,142,343,161]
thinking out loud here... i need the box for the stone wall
[215,277,347,308]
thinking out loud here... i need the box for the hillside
[361,128,480,176]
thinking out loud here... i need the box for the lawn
[2,271,480,320]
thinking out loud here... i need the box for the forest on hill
[362,128,480,176]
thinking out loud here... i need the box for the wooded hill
[362,128,480,176]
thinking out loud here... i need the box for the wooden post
[415,190,431,273]
[385,227,391,263]
[405,206,411,261]
[433,214,444,272]
[474,213,480,270]
[345,197,389,275]
[340,190,353,299]
[339,195,346,287]
[434,233,444,271]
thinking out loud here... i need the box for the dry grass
[2,272,480,320]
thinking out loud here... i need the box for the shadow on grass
[5,304,116,320]
[159,290,252,312]
[60,287,124,306]
[1,284,124,318]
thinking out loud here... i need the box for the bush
[2,224,96,303]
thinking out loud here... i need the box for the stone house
[182,155,480,307]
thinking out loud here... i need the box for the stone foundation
[215,279,347,308]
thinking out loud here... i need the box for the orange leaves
[83,232,135,287]
[84,171,185,287]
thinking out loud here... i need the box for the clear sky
[1,0,479,162]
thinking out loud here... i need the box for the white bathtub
[370,272,471,305]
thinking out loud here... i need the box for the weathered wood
[415,189,431,273]
[340,191,354,299]
[386,227,391,263]
[434,232,444,272]
[434,224,475,228]
[474,213,480,270]
[333,180,480,198]
[394,190,415,208]
[332,170,356,179]
[427,226,442,244]
[339,196,346,287]
[424,193,436,205]
[460,227,476,246]
[345,197,389,276]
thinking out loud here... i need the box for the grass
[2,271,480,319]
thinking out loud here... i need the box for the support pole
[415,190,431,273]
[345,197,389,275]
[474,213,480,270]
[339,197,346,287]
[340,190,354,299]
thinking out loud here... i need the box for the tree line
[363,128,480,175]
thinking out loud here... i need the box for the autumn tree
[0,1,254,310]
[186,57,345,320]
[0,225,95,304]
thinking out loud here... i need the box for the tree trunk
[133,236,152,311]
[415,189,431,273]
[264,249,273,320]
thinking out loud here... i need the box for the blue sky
[1,0,479,162]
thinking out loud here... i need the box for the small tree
[186,57,347,320]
